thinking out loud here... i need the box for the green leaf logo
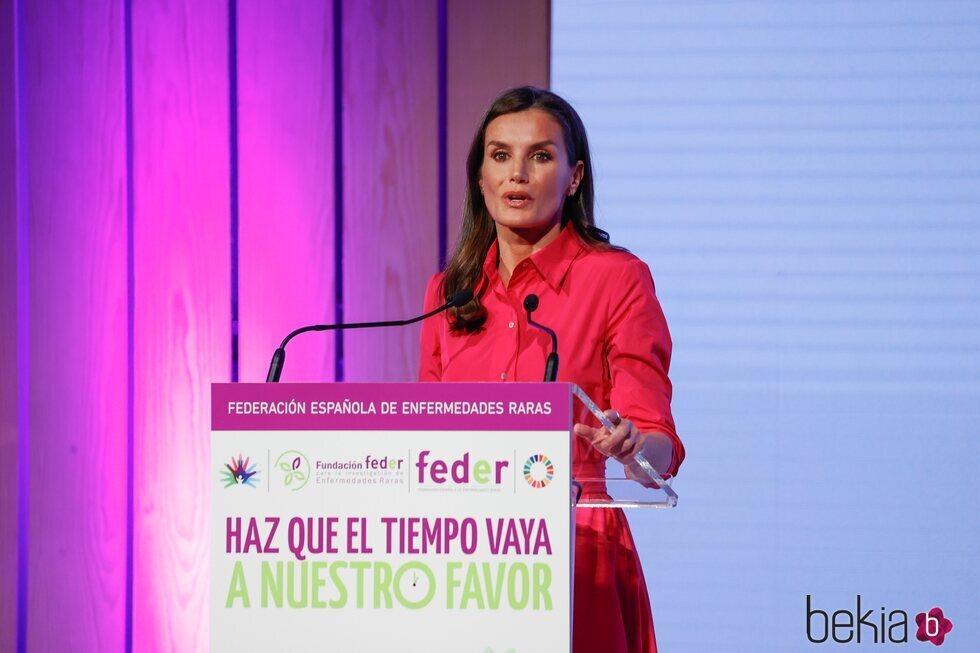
[274,450,311,491]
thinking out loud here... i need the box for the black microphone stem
[276,302,451,352]
[266,288,472,383]
[523,293,560,382]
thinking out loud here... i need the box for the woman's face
[478,109,584,237]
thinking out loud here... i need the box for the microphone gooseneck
[265,287,473,382]
[450,288,474,307]
[523,293,559,382]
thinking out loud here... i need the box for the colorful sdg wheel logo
[523,454,554,489]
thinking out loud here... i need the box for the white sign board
[211,383,573,653]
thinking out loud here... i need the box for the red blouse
[418,225,684,478]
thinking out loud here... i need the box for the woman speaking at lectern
[419,87,685,653]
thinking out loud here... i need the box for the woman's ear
[568,160,585,195]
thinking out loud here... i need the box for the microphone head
[449,288,473,307]
[523,294,539,312]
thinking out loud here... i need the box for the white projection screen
[552,2,980,651]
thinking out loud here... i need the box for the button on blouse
[418,225,684,478]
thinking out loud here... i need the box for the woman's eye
[533,151,552,161]
[491,151,508,161]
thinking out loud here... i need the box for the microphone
[523,293,559,382]
[266,288,473,382]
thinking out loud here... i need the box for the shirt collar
[481,225,585,293]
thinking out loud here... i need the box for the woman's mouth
[504,192,532,208]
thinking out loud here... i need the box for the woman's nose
[510,164,528,183]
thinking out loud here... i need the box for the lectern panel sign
[211,383,573,653]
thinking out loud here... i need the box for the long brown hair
[443,86,615,332]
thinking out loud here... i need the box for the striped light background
[553,1,980,651]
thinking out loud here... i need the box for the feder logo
[415,450,510,487]
[806,595,953,646]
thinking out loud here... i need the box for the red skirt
[573,502,658,652]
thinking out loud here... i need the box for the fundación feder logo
[523,454,554,488]
[221,454,260,488]
[276,450,311,491]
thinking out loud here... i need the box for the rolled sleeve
[606,258,685,476]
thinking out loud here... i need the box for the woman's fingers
[574,416,640,462]
[607,424,632,458]
[573,423,616,457]
[607,420,643,460]
[573,423,598,439]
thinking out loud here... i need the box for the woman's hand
[573,409,644,463]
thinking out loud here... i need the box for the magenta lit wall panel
[0,1,551,648]
[238,0,336,384]
[445,0,550,258]
[342,0,440,382]
[131,0,230,650]
[24,0,129,650]
[0,3,18,650]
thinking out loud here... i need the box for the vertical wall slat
[445,0,550,258]
[238,0,336,384]
[131,0,230,650]
[24,0,128,649]
[0,3,19,650]
[1,2,553,648]
[342,0,440,381]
